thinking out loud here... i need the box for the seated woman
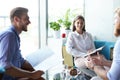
[66,15,96,69]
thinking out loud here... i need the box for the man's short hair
[115,8,120,17]
[10,7,28,22]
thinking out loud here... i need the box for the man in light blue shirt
[0,7,44,80]
[85,8,120,80]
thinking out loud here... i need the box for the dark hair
[10,7,28,22]
[72,15,86,32]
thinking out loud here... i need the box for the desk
[46,64,65,80]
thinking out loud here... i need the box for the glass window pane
[47,1,84,78]
[48,0,84,38]
[47,0,84,60]
[0,0,39,57]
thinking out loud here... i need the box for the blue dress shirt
[107,37,120,80]
[0,25,25,80]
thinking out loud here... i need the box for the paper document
[25,46,54,67]
[34,54,64,72]
[83,46,104,58]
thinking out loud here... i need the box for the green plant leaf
[49,21,61,31]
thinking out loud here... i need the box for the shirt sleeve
[107,39,120,80]
[107,60,120,80]
[0,32,17,68]
[66,33,86,57]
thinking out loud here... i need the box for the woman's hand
[84,56,95,70]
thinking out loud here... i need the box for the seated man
[85,8,120,80]
[0,7,44,80]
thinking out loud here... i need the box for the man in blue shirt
[0,7,44,80]
[85,8,120,80]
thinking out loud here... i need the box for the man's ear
[14,16,20,22]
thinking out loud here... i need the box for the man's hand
[30,70,44,79]
[91,52,107,66]
[85,52,108,70]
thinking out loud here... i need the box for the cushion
[94,40,115,60]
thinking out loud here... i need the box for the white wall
[85,0,120,42]
[113,0,120,10]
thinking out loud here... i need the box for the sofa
[94,40,115,60]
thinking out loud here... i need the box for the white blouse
[66,31,95,57]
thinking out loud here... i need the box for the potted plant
[49,21,61,31]
[58,9,72,30]
[58,9,72,37]
[58,19,71,30]
[49,21,61,38]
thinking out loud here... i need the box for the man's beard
[22,25,27,32]
[20,23,28,32]
[114,22,120,37]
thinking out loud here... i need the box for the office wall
[85,0,120,42]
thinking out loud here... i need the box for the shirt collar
[117,36,120,40]
[75,31,85,37]
[10,25,20,42]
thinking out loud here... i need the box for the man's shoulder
[0,27,15,38]
[0,29,13,34]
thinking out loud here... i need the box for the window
[47,0,85,52]
[48,0,85,38]
[0,0,85,57]
[0,0,39,57]
[47,0,85,61]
